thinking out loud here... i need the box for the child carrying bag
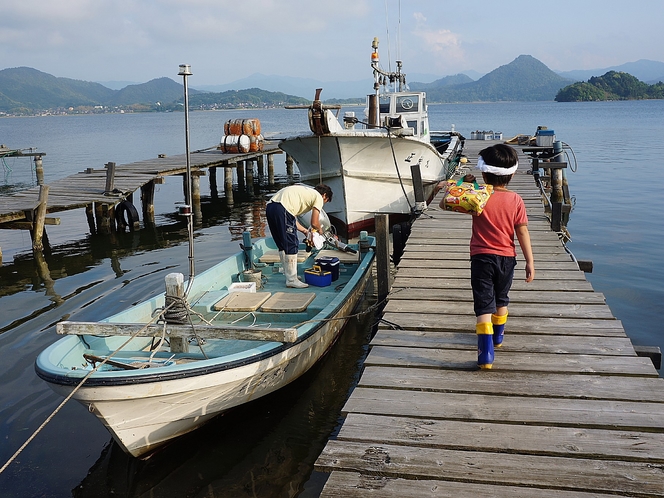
[439,179,493,215]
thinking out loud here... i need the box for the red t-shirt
[470,189,528,257]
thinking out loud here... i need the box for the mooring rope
[0,303,175,475]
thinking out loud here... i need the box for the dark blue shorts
[470,254,517,316]
[266,202,300,254]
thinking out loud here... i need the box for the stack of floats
[220,118,265,154]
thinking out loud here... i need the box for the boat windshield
[396,95,419,113]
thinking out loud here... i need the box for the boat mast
[178,64,196,297]
[370,37,408,127]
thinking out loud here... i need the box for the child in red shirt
[443,144,535,369]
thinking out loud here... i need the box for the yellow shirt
[270,185,324,216]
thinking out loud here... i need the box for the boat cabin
[375,91,429,140]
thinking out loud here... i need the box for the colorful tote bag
[440,179,493,215]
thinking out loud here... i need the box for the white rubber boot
[285,254,308,288]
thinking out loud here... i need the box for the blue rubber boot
[492,312,508,347]
[476,322,494,369]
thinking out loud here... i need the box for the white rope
[0,304,173,475]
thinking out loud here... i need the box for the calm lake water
[1,100,663,497]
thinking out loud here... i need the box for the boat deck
[314,140,664,497]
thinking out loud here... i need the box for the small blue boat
[36,233,375,457]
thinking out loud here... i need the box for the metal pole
[179,64,195,296]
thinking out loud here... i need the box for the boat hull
[280,132,461,236]
[47,281,367,457]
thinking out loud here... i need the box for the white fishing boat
[35,233,375,457]
[279,37,464,236]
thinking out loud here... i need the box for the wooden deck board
[317,140,664,497]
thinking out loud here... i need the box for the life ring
[115,200,140,231]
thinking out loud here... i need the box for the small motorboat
[36,232,375,457]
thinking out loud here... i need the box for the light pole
[178,63,195,295]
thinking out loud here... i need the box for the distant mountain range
[1,57,662,114]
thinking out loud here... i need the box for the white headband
[477,156,518,176]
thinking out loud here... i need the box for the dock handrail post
[34,155,44,185]
[285,155,294,177]
[104,162,116,193]
[531,157,540,181]
[32,184,50,252]
[267,154,275,185]
[375,214,391,305]
[410,164,426,214]
[550,141,564,231]
[237,160,246,187]
[224,166,234,205]
[257,155,265,178]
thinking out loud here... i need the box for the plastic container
[536,129,555,147]
[315,256,340,281]
[304,265,332,287]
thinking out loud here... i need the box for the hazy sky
[2,0,662,85]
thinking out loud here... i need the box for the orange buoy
[224,119,261,137]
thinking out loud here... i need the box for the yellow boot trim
[475,322,493,335]
[491,312,508,326]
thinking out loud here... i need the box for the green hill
[0,67,115,110]
[190,88,309,108]
[555,71,664,101]
[410,73,474,90]
[423,55,573,102]
[0,68,310,113]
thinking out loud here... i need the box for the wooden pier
[315,140,664,497]
[0,142,291,258]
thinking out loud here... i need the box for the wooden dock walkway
[0,143,282,225]
[314,141,664,497]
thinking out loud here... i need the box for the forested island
[555,71,664,101]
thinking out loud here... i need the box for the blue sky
[1,0,662,85]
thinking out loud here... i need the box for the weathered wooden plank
[316,441,664,496]
[383,300,616,319]
[395,265,585,276]
[359,366,664,401]
[392,277,592,292]
[400,251,573,263]
[57,320,297,343]
[320,471,626,498]
[337,413,664,461]
[365,346,657,376]
[379,312,626,335]
[390,288,604,303]
[343,387,664,431]
[371,330,635,356]
[396,259,583,271]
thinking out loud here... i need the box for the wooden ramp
[315,142,664,496]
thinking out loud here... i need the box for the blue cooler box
[315,256,340,281]
[304,266,332,287]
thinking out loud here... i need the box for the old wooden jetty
[0,141,292,258]
[315,140,664,497]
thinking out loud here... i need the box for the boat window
[379,96,391,114]
[407,120,418,134]
[397,96,419,113]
